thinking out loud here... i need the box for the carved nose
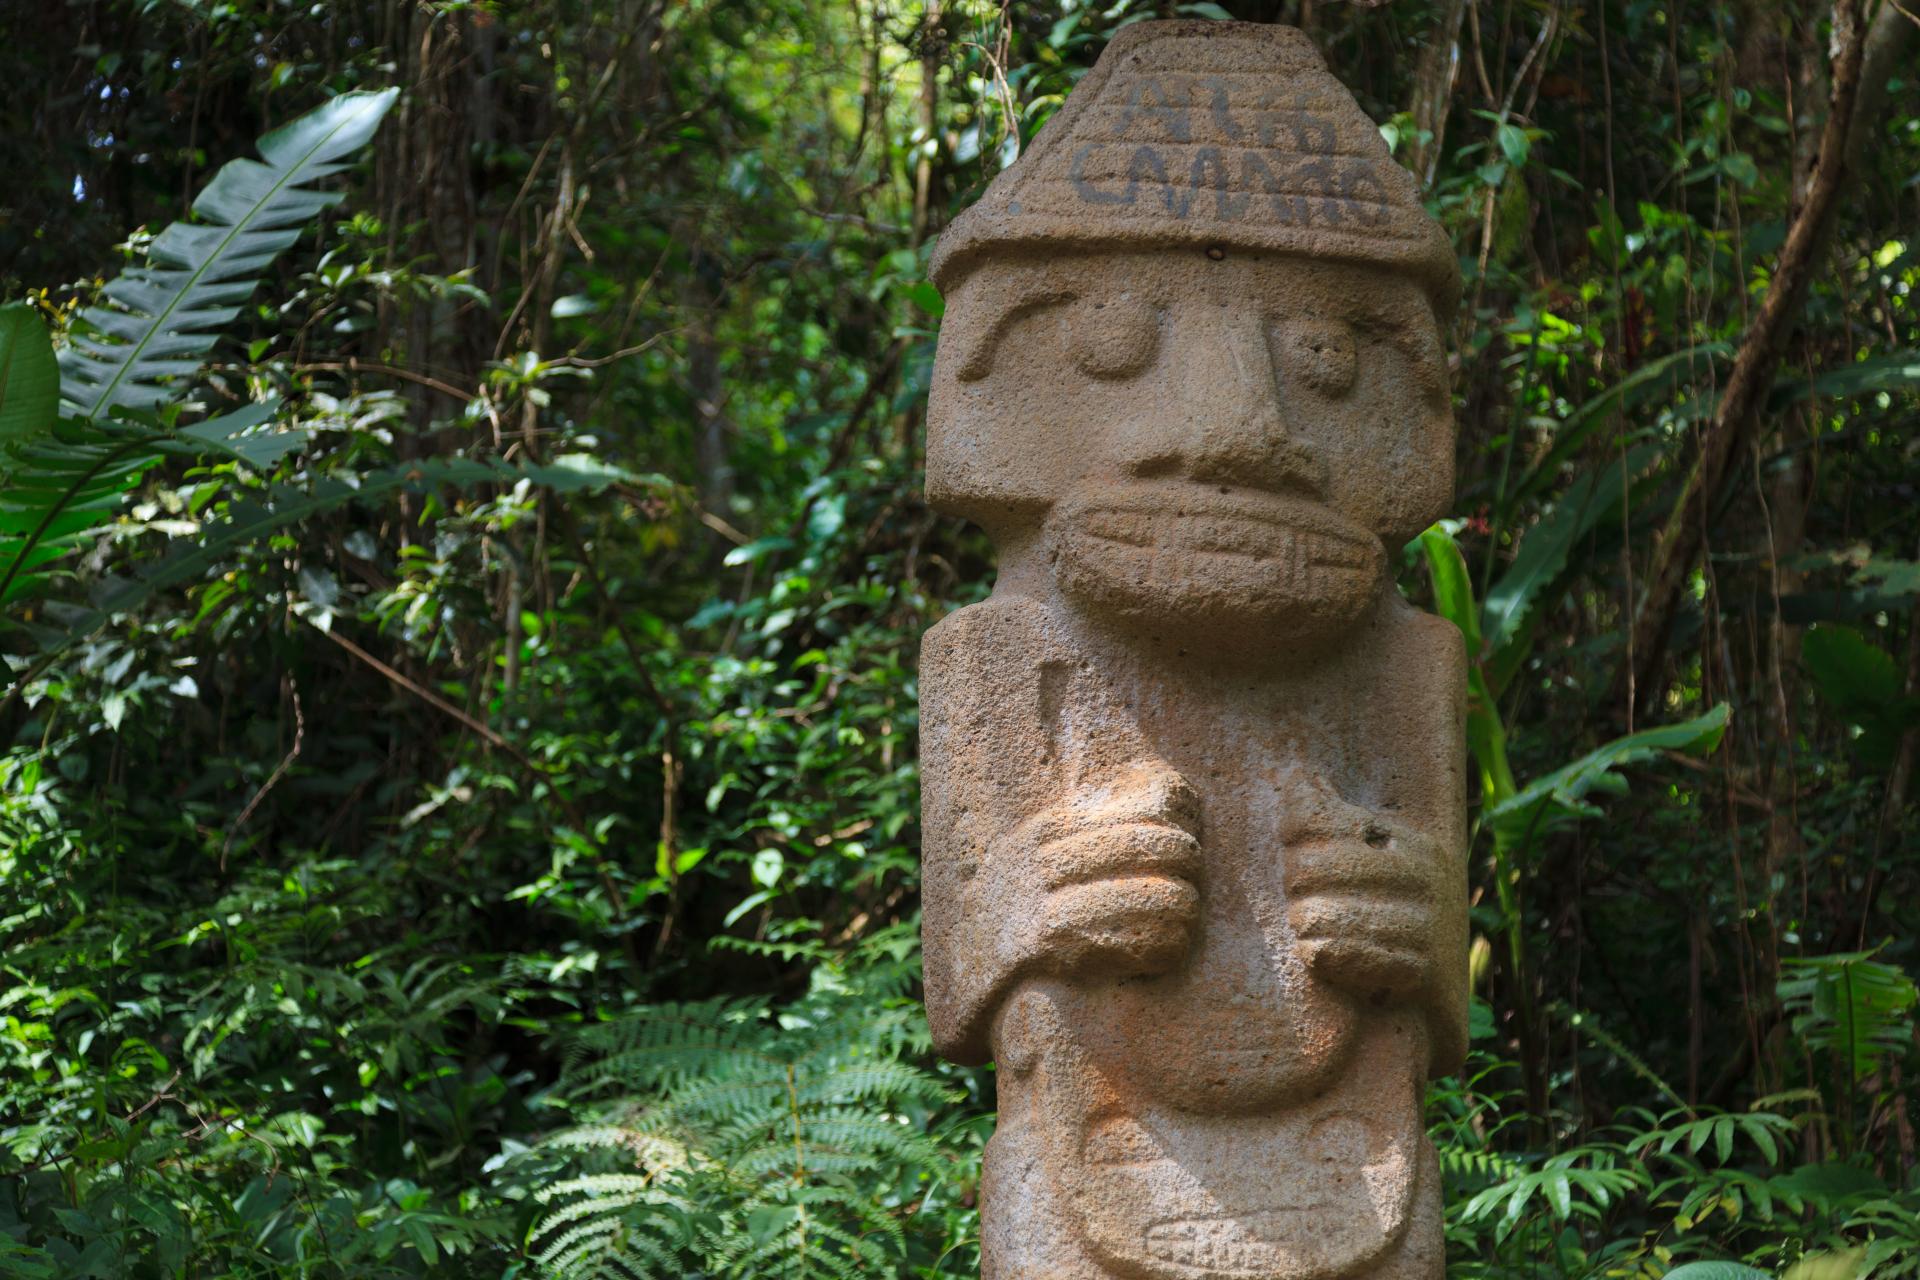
[1120,312,1327,497]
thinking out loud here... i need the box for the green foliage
[1487,703,1731,845]
[529,950,968,1279]
[57,89,397,424]
[1778,952,1919,1087]
[2,0,1917,1276]
[0,303,58,443]
[1,90,397,612]
[1802,627,1920,771]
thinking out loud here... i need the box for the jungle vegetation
[0,1,1916,1276]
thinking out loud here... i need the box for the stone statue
[918,21,1468,1280]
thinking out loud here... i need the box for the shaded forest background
[1,0,1917,1276]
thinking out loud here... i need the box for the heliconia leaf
[58,88,398,425]
[0,303,59,447]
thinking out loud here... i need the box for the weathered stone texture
[921,20,1467,1279]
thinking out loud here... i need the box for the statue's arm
[1282,604,1470,1076]
[920,598,1203,1065]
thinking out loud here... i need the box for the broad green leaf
[1419,523,1481,656]
[1543,1169,1572,1219]
[0,425,168,605]
[1802,624,1919,770]
[1802,624,1901,714]
[1778,952,1918,1081]
[1419,522,1515,801]
[0,303,59,446]
[1662,1264,1771,1280]
[1488,703,1731,845]
[172,398,306,469]
[723,536,795,568]
[1496,122,1531,167]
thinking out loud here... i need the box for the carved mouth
[1047,483,1385,641]
[1143,1212,1306,1275]
[1071,494,1375,572]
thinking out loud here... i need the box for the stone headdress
[929,21,1460,313]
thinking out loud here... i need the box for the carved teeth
[1144,1217,1287,1274]
[1072,506,1372,570]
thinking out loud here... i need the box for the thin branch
[318,623,521,759]
[1627,0,1877,711]
[295,359,476,404]
[221,676,306,870]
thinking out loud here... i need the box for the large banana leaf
[57,88,397,423]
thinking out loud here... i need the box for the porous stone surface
[919,21,1468,1280]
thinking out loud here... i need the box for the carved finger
[1288,893,1435,950]
[1297,936,1431,1000]
[1037,875,1200,977]
[1037,821,1202,891]
[1091,763,1202,833]
[1283,835,1437,899]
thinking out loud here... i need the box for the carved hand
[986,761,1203,982]
[1281,786,1448,1004]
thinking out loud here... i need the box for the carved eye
[1069,297,1159,380]
[1273,318,1357,398]
[1401,323,1449,404]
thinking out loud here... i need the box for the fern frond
[535,1174,659,1208]
[796,1061,958,1107]
[1,92,395,615]
[533,973,954,1280]
[58,90,397,423]
[532,1174,692,1280]
[0,424,167,606]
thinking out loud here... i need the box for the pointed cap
[930,21,1458,312]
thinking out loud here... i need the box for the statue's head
[928,21,1459,657]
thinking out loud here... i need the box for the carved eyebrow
[953,283,1079,381]
[1351,306,1449,398]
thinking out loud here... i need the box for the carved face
[929,247,1453,650]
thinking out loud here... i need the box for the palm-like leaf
[1778,951,1919,1084]
[1,90,395,613]
[57,88,397,421]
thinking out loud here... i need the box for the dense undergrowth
[2,1,1917,1276]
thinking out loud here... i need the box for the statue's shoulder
[922,593,1060,668]
[1378,590,1468,669]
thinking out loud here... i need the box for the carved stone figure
[918,21,1468,1280]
